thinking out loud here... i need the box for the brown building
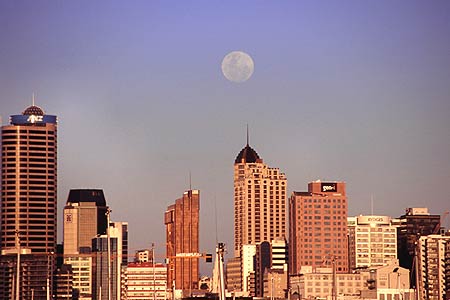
[289,181,349,274]
[0,104,58,299]
[165,189,200,293]
[233,142,287,257]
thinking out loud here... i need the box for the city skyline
[1,1,449,272]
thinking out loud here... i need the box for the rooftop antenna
[189,170,192,190]
[246,123,249,146]
[371,194,374,215]
[214,194,219,244]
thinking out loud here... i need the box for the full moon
[221,51,254,83]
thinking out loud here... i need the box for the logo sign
[321,182,337,193]
[357,216,390,225]
[65,213,73,223]
[27,115,43,123]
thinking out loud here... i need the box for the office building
[165,190,200,294]
[64,255,92,300]
[63,188,108,300]
[347,215,399,269]
[63,189,108,254]
[225,257,242,293]
[233,141,287,256]
[54,264,74,300]
[241,244,256,294]
[397,207,441,272]
[289,181,349,274]
[92,221,128,300]
[0,104,57,299]
[417,234,450,300]
[122,262,168,300]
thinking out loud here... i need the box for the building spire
[32,93,35,106]
[246,124,249,146]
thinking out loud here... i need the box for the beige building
[263,269,288,300]
[417,234,450,300]
[291,260,412,300]
[121,262,167,300]
[63,189,108,254]
[233,142,287,256]
[347,215,399,269]
[64,255,93,300]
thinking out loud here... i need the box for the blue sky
[1,1,449,274]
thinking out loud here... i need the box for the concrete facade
[347,215,399,269]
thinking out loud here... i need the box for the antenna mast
[246,124,249,145]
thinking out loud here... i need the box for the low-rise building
[122,262,167,300]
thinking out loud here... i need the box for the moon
[221,51,254,83]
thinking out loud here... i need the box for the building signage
[10,114,57,125]
[357,215,390,225]
[321,182,337,193]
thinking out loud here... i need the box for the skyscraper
[397,207,441,273]
[289,181,349,274]
[1,104,57,252]
[0,104,57,299]
[63,189,108,300]
[92,221,128,300]
[233,141,287,256]
[165,189,200,294]
[63,189,108,254]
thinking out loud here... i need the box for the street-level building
[121,262,167,300]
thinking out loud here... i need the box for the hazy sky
[1,1,449,275]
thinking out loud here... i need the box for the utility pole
[106,207,112,300]
[15,230,20,300]
[153,243,156,300]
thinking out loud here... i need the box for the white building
[122,262,168,300]
[241,244,256,294]
[64,255,93,300]
[348,215,399,269]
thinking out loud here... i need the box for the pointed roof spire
[32,93,35,106]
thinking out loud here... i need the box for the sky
[1,1,450,275]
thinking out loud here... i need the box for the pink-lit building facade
[289,181,348,274]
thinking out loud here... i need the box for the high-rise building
[397,207,441,273]
[164,190,200,294]
[233,141,287,256]
[417,234,450,300]
[63,189,108,254]
[62,189,109,300]
[289,181,349,274]
[347,215,399,269]
[0,104,57,299]
[92,221,128,300]
[1,104,57,252]
[241,244,256,294]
